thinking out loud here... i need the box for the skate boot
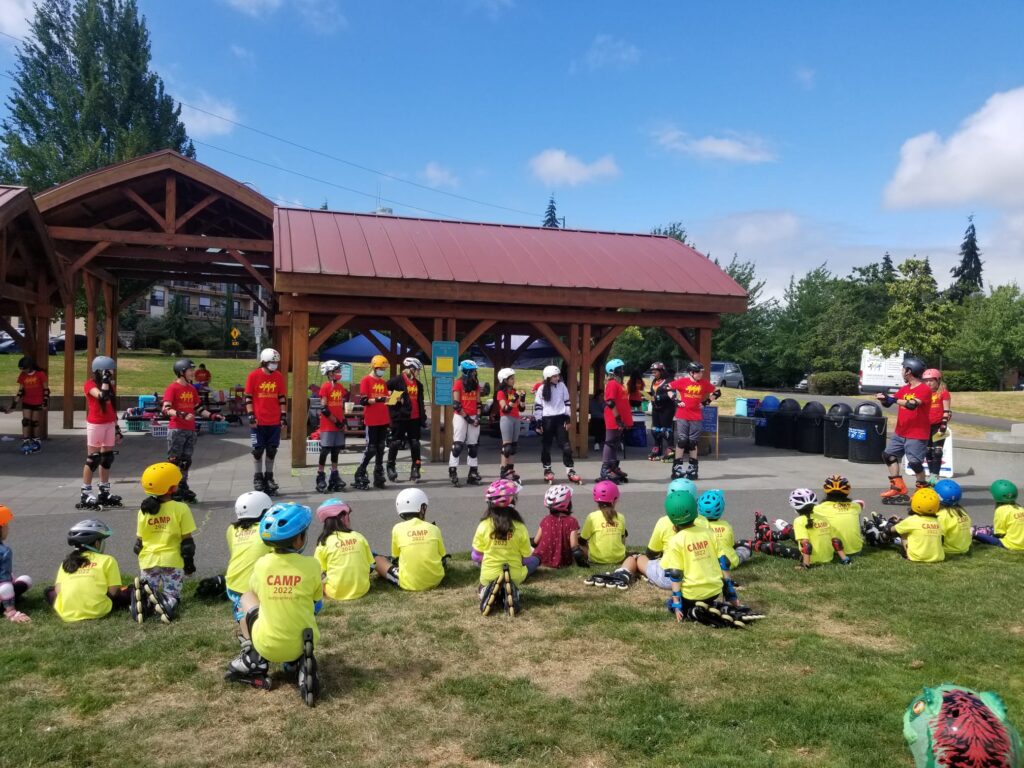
[543,465,555,484]
[584,572,609,586]
[315,471,328,494]
[753,511,772,541]
[30,438,41,453]
[671,459,686,480]
[327,470,346,492]
[572,546,589,567]
[598,463,620,485]
[881,477,909,505]
[143,581,176,624]
[373,467,387,489]
[225,644,272,690]
[927,474,940,487]
[502,565,520,617]
[479,575,504,616]
[602,569,633,590]
[263,473,280,496]
[409,461,422,484]
[76,485,100,510]
[684,460,698,481]
[448,466,461,488]
[386,463,399,483]
[566,467,583,485]
[298,627,319,707]
[648,447,662,462]
[20,439,33,455]
[353,467,371,490]
[613,462,629,481]
[509,465,521,483]
[129,577,151,624]
[466,467,482,486]
[500,464,514,481]
[96,484,123,508]
[253,473,266,493]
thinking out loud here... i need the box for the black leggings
[651,408,674,454]
[387,420,422,466]
[359,425,388,470]
[927,435,946,475]
[540,416,574,468]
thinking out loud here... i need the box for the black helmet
[173,358,195,377]
[17,356,36,371]
[651,362,666,372]
[67,518,112,549]
[902,356,927,378]
[686,361,704,373]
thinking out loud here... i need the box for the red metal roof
[274,209,746,299]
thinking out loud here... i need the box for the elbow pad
[452,401,463,413]
[99,389,111,403]
[664,568,682,582]
[718,555,730,572]
[180,538,196,559]
[605,399,616,409]
[880,395,895,407]
[799,540,812,556]
[645,548,661,560]
[359,395,372,406]
[713,389,722,399]
[133,538,143,555]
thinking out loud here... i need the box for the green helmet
[665,489,698,527]
[990,479,1019,504]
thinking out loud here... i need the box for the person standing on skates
[532,365,582,485]
[599,358,633,484]
[448,360,483,487]
[647,362,675,462]
[386,357,426,484]
[877,356,932,504]
[495,368,526,483]
[354,355,391,490]
[244,349,287,496]
[8,356,48,454]
[922,368,952,486]
[669,362,720,481]
[162,358,223,504]
[78,356,123,510]
[315,360,348,494]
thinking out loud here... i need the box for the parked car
[795,375,809,392]
[710,361,745,388]
[49,334,89,352]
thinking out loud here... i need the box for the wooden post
[430,317,443,463]
[567,323,581,457]
[275,315,292,440]
[290,311,310,469]
[578,322,592,457]
[63,278,76,429]
[33,314,50,439]
[102,280,116,359]
[699,327,712,372]
[84,274,97,367]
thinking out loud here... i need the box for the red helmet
[922,368,942,380]
[593,480,620,505]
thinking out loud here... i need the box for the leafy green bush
[808,371,859,395]
[940,369,992,392]
[159,338,183,356]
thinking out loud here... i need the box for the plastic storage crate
[124,418,148,433]
[306,439,321,454]
[207,421,229,435]
[150,423,168,438]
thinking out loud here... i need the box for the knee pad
[85,452,101,471]
[467,443,479,459]
[252,446,265,461]
[501,444,513,458]
[388,436,403,451]
[30,419,39,428]
[266,446,278,460]
[509,442,518,456]
[99,451,115,469]
[925,445,940,461]
[177,455,192,473]
[451,441,465,458]
[882,451,898,465]
[831,538,844,554]
[799,540,812,556]
[907,459,924,474]
[675,434,687,449]
[21,418,31,427]
[0,582,13,603]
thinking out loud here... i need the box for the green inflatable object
[904,684,1022,767]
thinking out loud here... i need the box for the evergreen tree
[881,252,896,282]
[948,215,984,303]
[651,221,689,245]
[542,195,560,228]
[876,258,959,361]
[0,0,194,191]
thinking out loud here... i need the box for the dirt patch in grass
[809,611,907,653]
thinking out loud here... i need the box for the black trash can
[770,398,801,449]
[753,395,779,447]
[848,401,887,463]
[823,403,853,459]
[796,401,826,454]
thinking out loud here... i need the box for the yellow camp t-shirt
[660,526,723,602]
[580,510,627,565]
[315,530,374,601]
[647,515,676,555]
[704,518,740,569]
[994,503,1024,551]
[813,500,863,555]
[391,518,447,591]
[225,524,273,594]
[250,552,322,663]
[136,500,197,569]
[792,514,837,565]
[937,507,972,555]
[472,518,533,585]
[894,515,945,563]
[52,552,122,622]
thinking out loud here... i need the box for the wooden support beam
[84,273,97,367]
[32,315,50,438]
[664,327,700,363]
[290,311,310,469]
[226,249,275,294]
[430,317,443,463]
[698,327,712,372]
[49,226,273,253]
[0,317,24,344]
[123,189,166,230]
[590,325,627,361]
[392,315,431,355]
[102,280,117,359]
[362,329,396,362]
[63,294,76,429]
[0,281,40,304]
[309,314,353,354]
[236,282,273,317]
[164,175,177,234]
[457,319,495,356]
[530,322,571,362]
[68,241,111,274]
[567,323,581,457]
[508,334,538,363]
[175,193,218,231]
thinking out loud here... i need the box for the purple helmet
[593,480,621,505]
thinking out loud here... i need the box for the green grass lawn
[2,549,1022,767]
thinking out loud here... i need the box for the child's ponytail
[61,549,91,574]
[140,495,162,515]
[489,505,525,541]
[316,514,352,546]
[600,502,617,526]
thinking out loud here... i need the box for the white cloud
[179,93,239,138]
[0,0,33,41]
[528,149,620,187]
[572,34,640,73]
[421,162,459,189]
[654,126,777,164]
[884,86,1024,209]
[230,44,256,64]
[221,0,345,31]
[223,0,283,15]
[795,66,816,90]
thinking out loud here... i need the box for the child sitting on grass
[749,489,851,569]
[380,488,447,591]
[579,481,627,567]
[474,480,538,615]
[0,504,32,623]
[133,462,197,624]
[315,498,385,600]
[46,519,130,621]
[226,491,274,624]
[812,475,864,555]
[697,489,751,569]
[973,480,1024,550]
[892,488,945,563]
[532,484,585,568]
[933,479,972,556]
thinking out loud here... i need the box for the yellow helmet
[370,355,388,370]
[141,462,183,496]
[823,474,851,495]
[910,487,940,516]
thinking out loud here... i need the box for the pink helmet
[593,480,620,505]
[315,498,351,524]
[922,368,942,380]
[544,484,573,512]
[485,479,519,508]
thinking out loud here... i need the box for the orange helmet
[0,505,12,526]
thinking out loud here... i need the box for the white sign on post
[904,430,954,478]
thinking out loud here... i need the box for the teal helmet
[605,358,625,375]
[260,503,313,548]
[697,489,726,521]
[667,478,697,498]
[459,360,478,373]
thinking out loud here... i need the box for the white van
[859,348,905,394]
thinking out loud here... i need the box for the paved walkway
[0,411,1001,587]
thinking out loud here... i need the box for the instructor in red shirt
[600,358,633,484]
[162,358,223,504]
[244,348,287,496]
[878,356,932,503]
[669,362,720,481]
[353,354,391,490]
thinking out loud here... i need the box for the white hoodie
[533,380,572,418]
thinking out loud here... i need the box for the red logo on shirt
[266,574,302,586]
[408,529,429,538]
[147,516,171,526]
[687,540,710,553]
[334,537,358,549]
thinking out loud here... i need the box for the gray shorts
[674,419,702,445]
[167,429,197,460]
[500,415,520,443]
[885,434,927,465]
[644,559,674,590]
[318,430,346,448]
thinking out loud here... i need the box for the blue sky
[1,0,1023,295]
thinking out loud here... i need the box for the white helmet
[498,367,516,384]
[235,490,274,521]
[260,348,281,364]
[395,487,429,517]
[320,360,341,376]
[788,488,818,511]
[402,357,423,371]
[542,365,560,381]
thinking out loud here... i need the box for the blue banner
[701,405,718,434]
[431,341,459,406]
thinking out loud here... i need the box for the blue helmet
[260,502,313,546]
[933,479,962,506]
[605,358,625,375]
[697,489,725,520]
[459,360,478,373]
[667,478,697,498]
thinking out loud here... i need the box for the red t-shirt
[194,369,211,386]
[928,389,951,425]
[497,388,520,419]
[163,381,201,431]
[533,514,581,568]
[895,382,933,440]
[603,379,634,429]
[84,380,117,424]
[319,381,348,432]
[453,378,480,417]
[18,370,47,406]
[244,368,286,426]
[360,375,390,427]
[404,375,421,420]
[670,377,715,421]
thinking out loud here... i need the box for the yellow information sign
[230,327,240,340]
[435,356,454,374]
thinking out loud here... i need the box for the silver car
[710,361,745,388]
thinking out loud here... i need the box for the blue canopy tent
[475,335,560,369]
[318,330,408,362]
